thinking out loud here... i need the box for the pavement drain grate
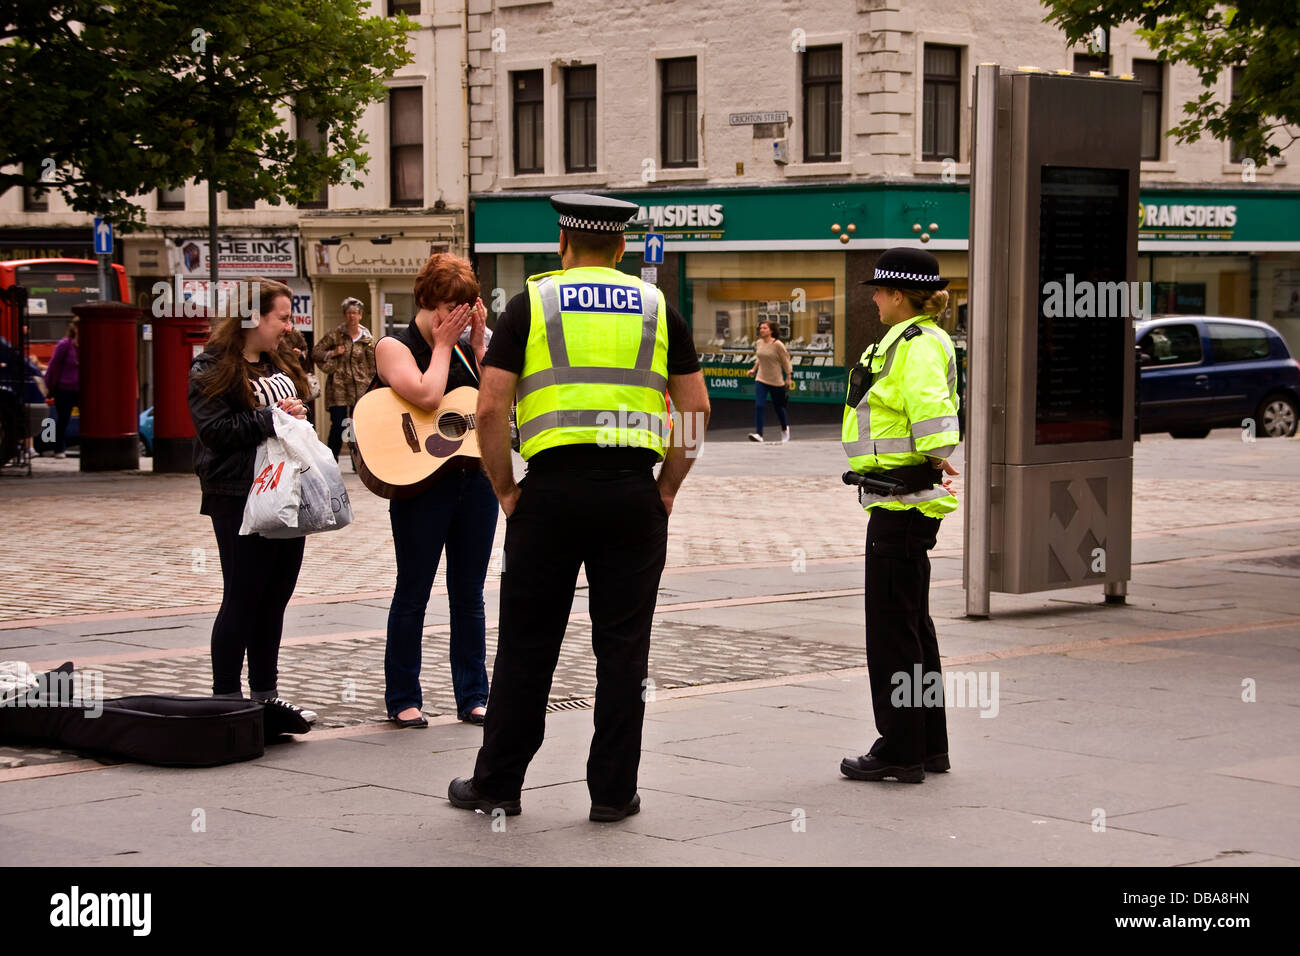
[546,698,595,713]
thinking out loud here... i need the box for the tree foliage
[1041,1,1299,162]
[0,1,414,230]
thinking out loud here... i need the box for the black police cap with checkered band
[861,247,950,290]
[551,193,640,234]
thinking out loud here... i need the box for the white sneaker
[780,429,790,443]
[748,433,764,442]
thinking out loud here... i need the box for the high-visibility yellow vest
[516,266,670,460]
[841,314,961,518]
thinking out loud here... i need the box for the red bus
[0,258,129,366]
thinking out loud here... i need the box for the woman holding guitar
[374,254,496,728]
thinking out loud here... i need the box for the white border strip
[477,238,1300,254]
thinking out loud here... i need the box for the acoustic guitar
[349,385,481,499]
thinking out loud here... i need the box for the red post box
[151,312,211,473]
[72,301,142,471]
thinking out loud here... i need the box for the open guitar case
[0,662,310,768]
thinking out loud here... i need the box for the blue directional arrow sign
[92,218,113,256]
[643,232,664,265]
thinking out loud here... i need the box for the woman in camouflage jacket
[311,297,377,460]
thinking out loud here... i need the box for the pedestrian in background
[839,248,961,784]
[43,319,79,458]
[746,319,792,443]
[312,297,376,460]
[373,254,496,729]
[188,277,317,722]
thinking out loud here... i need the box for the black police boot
[840,754,924,783]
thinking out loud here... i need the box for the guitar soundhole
[438,412,470,439]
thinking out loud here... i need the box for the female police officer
[839,247,961,784]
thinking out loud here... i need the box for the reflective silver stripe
[924,443,958,459]
[535,277,569,368]
[517,408,665,445]
[871,437,916,453]
[636,286,660,369]
[912,415,960,439]
[917,324,957,399]
[516,367,668,400]
[842,438,873,457]
[894,485,952,505]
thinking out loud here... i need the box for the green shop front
[472,184,1300,423]
[471,184,970,424]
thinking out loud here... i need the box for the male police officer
[448,193,710,821]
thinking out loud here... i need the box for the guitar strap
[453,343,480,384]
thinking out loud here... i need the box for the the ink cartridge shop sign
[168,237,298,278]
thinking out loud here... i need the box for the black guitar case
[0,662,308,768]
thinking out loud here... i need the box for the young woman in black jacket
[188,278,316,719]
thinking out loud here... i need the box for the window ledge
[651,168,708,182]
[913,160,969,176]
[498,172,608,189]
[1221,162,1274,177]
[1140,160,1177,173]
[781,161,852,177]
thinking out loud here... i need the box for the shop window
[564,65,597,173]
[1229,66,1247,164]
[661,58,698,168]
[295,109,329,208]
[802,46,841,163]
[1133,59,1164,161]
[1208,322,1270,362]
[22,163,48,212]
[1073,52,1108,75]
[922,44,961,161]
[157,185,185,210]
[512,70,544,175]
[1138,324,1201,366]
[390,86,424,207]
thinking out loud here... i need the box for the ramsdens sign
[636,204,724,229]
[1141,203,1237,229]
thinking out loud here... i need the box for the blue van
[1137,316,1300,438]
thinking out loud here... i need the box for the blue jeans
[385,468,499,719]
[754,380,789,435]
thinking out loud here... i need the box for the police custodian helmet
[550,192,640,234]
[862,247,949,290]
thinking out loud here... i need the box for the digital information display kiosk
[964,66,1142,616]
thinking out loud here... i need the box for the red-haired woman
[188,278,316,721]
[375,253,497,728]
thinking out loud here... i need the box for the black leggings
[204,494,306,697]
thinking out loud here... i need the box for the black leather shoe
[590,793,640,822]
[389,713,428,728]
[925,753,951,773]
[840,755,924,783]
[447,776,521,816]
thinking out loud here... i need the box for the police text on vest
[560,284,643,313]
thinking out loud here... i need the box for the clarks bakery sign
[1139,202,1238,240]
[310,239,444,276]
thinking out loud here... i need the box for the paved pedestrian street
[2,431,1298,867]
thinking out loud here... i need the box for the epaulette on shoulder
[902,324,922,340]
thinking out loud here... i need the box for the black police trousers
[864,505,949,766]
[473,467,669,806]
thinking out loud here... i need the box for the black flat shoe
[447,776,521,815]
[389,713,428,728]
[840,754,924,783]
[925,753,951,773]
[461,707,486,725]
[590,793,641,822]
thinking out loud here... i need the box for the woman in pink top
[746,320,792,442]
[43,320,79,458]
